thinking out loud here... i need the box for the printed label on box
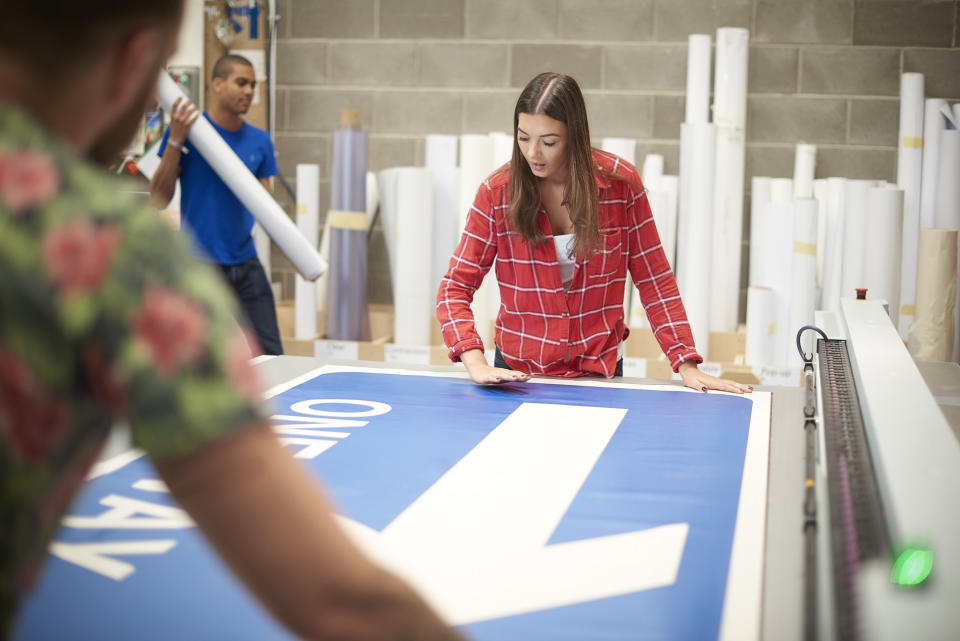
[314,340,359,361]
[385,344,432,365]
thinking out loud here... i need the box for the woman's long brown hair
[508,72,599,258]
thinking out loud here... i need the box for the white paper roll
[909,229,957,362]
[864,187,904,326]
[820,177,847,312]
[600,138,637,167]
[709,28,748,333]
[660,174,680,268]
[377,168,400,286]
[934,130,960,230]
[489,131,514,169]
[294,164,320,339]
[392,168,435,346]
[954,103,960,127]
[840,180,874,304]
[155,72,326,280]
[458,134,498,347]
[748,177,772,288]
[430,164,460,298]
[365,171,379,228]
[685,34,712,124]
[896,72,925,339]
[770,178,795,204]
[425,134,458,170]
[793,144,817,199]
[745,285,776,367]
[813,178,828,290]
[788,199,818,366]
[762,202,795,367]
[920,99,949,229]
[641,154,664,191]
[677,122,717,355]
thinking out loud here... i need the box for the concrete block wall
[273,0,960,315]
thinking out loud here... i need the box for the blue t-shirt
[159,114,278,265]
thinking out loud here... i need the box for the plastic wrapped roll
[685,34,712,124]
[793,144,817,199]
[155,71,326,280]
[326,212,367,341]
[896,72,924,339]
[820,177,847,312]
[294,164,320,339]
[908,229,958,362]
[600,138,637,167]
[641,154,664,191]
[749,177,772,287]
[745,286,776,367]
[920,99,949,229]
[392,168,435,346]
[676,121,717,355]
[864,187,904,325]
[788,199,818,366]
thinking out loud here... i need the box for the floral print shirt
[0,104,266,635]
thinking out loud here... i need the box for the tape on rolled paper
[328,211,368,230]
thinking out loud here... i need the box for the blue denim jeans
[216,256,283,355]
[494,347,623,377]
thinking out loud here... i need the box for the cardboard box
[708,330,746,364]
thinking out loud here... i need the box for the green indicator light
[891,548,933,587]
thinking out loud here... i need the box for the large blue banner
[15,367,765,641]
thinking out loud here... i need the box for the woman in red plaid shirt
[437,72,751,395]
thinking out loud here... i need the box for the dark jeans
[494,347,623,377]
[217,256,283,356]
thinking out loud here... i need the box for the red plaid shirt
[437,149,702,377]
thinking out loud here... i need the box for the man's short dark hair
[0,1,182,78]
[212,54,255,81]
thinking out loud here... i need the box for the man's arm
[149,97,199,209]
[154,421,466,641]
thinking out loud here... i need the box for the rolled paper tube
[392,168,434,346]
[489,131,514,168]
[326,211,368,341]
[749,177,772,288]
[377,168,400,289]
[934,130,960,230]
[793,144,817,199]
[600,138,637,167]
[769,178,794,204]
[820,177,847,312]
[896,72,924,339]
[864,187,904,326]
[788,199,818,366]
[294,164,320,340]
[685,34,712,124]
[840,180,873,305]
[710,122,746,332]
[908,229,957,362]
[155,71,326,280]
[641,154,664,191]
[430,164,460,298]
[709,27,749,334]
[764,202,795,367]
[425,134,458,170]
[676,121,717,356]
[745,286,776,367]
[919,99,948,229]
[813,178,828,289]
[659,175,680,269]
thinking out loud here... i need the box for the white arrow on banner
[338,402,689,625]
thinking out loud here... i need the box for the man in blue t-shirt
[150,54,283,355]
